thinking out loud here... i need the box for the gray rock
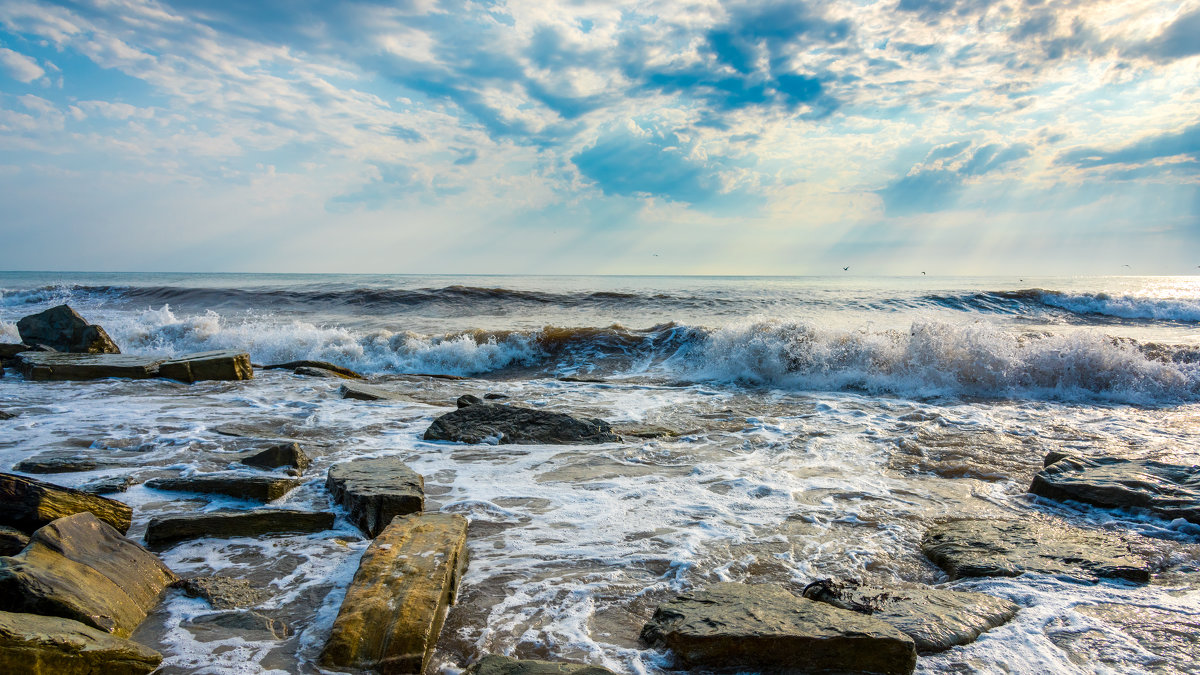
[0,525,29,556]
[465,655,615,675]
[0,410,15,420]
[294,366,336,378]
[0,610,162,675]
[157,350,252,383]
[17,305,120,354]
[326,458,424,538]
[457,394,483,408]
[802,579,1019,653]
[0,472,133,534]
[145,509,335,546]
[240,442,311,475]
[15,350,252,382]
[423,403,619,445]
[1030,453,1200,523]
[339,381,404,401]
[922,519,1151,583]
[12,455,102,474]
[264,360,363,379]
[0,343,31,366]
[641,583,917,674]
[186,610,291,640]
[176,576,270,610]
[145,474,300,502]
[78,475,138,495]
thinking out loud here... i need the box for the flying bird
[843,266,849,271]
[921,271,926,275]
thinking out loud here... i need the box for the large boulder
[320,513,469,675]
[801,579,1019,653]
[464,655,616,675]
[423,403,619,445]
[240,442,311,475]
[922,519,1151,583]
[0,610,162,675]
[15,350,252,382]
[0,472,132,534]
[640,583,917,675]
[16,305,120,354]
[1030,453,1200,523]
[145,509,335,546]
[326,457,424,538]
[0,512,177,636]
[145,474,301,502]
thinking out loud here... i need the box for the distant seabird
[843,266,849,271]
[921,271,926,275]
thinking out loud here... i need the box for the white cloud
[0,47,43,83]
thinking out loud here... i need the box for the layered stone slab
[0,610,162,675]
[423,402,619,445]
[1,472,132,534]
[145,474,301,502]
[16,350,252,382]
[144,509,335,546]
[326,457,424,538]
[1030,453,1200,523]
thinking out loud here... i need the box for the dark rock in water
[484,393,508,400]
[17,305,120,354]
[240,442,311,475]
[0,525,30,556]
[339,381,404,401]
[0,512,177,637]
[640,582,917,675]
[15,350,251,382]
[457,394,483,408]
[13,454,102,474]
[802,579,1019,653]
[176,576,270,610]
[264,360,364,379]
[0,343,31,366]
[157,350,252,383]
[294,366,336,378]
[465,654,615,675]
[78,475,138,495]
[423,403,619,445]
[922,519,1151,583]
[0,610,163,675]
[1030,453,1200,524]
[326,458,424,538]
[0,472,133,534]
[144,509,335,546]
[0,410,15,420]
[186,610,291,640]
[145,474,300,502]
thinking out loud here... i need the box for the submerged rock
[1030,453,1200,523]
[144,509,335,546]
[186,610,291,640]
[12,455,103,474]
[15,350,252,382]
[423,403,619,445]
[640,583,917,675]
[78,475,137,495]
[320,512,469,675]
[0,525,30,556]
[0,610,162,675]
[464,654,616,675]
[340,381,405,401]
[0,410,15,420]
[17,305,120,354]
[0,472,133,534]
[145,474,301,502]
[801,579,1019,653]
[0,512,177,636]
[326,457,424,538]
[264,360,364,379]
[176,576,270,610]
[240,442,311,475]
[922,519,1151,583]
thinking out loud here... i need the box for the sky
[0,0,1197,275]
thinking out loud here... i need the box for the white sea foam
[1038,290,1200,322]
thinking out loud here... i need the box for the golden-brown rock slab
[0,610,162,675]
[320,512,469,674]
[0,472,133,534]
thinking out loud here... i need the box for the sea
[1,272,1198,674]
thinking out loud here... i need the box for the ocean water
[1,273,1199,674]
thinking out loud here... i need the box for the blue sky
[0,0,1197,274]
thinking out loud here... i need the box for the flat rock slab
[157,350,252,383]
[145,509,335,546]
[176,576,270,610]
[0,512,177,637]
[16,350,251,382]
[340,381,406,401]
[423,403,619,445]
[78,475,138,495]
[1031,453,1200,523]
[922,519,1151,583]
[327,457,424,538]
[802,580,1019,653]
[266,360,364,379]
[186,610,291,641]
[17,305,121,354]
[465,655,616,675]
[0,610,162,675]
[145,474,301,502]
[641,583,917,675]
[240,442,311,475]
[320,513,469,675]
[0,472,132,534]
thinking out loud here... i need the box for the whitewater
[1,272,1199,674]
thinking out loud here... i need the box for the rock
[144,509,335,546]
[464,655,616,675]
[801,579,1019,653]
[0,512,177,636]
[423,403,619,445]
[157,350,252,383]
[1030,453,1200,524]
[922,519,1151,583]
[340,381,404,401]
[320,513,469,675]
[483,393,508,400]
[186,610,291,640]
[457,394,483,408]
[240,442,311,475]
[176,576,270,610]
[264,360,364,379]
[0,525,30,556]
[16,305,120,354]
[0,343,31,364]
[0,472,132,534]
[145,474,301,502]
[78,475,137,495]
[640,583,917,675]
[12,455,102,474]
[294,366,336,378]
[0,610,162,675]
[0,410,15,420]
[326,458,424,538]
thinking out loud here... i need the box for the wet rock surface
[17,305,121,354]
[321,513,469,675]
[801,579,1019,653]
[78,475,138,495]
[185,610,291,641]
[922,519,1152,582]
[157,350,253,383]
[464,654,616,675]
[339,381,406,401]
[264,360,364,379]
[0,610,163,675]
[240,441,311,474]
[15,350,252,382]
[0,525,30,556]
[0,472,133,534]
[423,403,619,445]
[640,582,917,675]
[1030,453,1200,523]
[326,457,424,538]
[145,474,301,502]
[176,576,270,610]
[145,509,335,546]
